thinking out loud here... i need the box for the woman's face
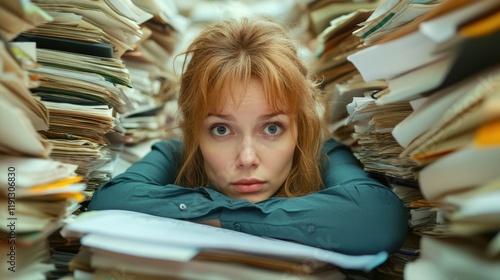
[199,78,297,203]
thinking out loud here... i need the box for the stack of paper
[310,0,500,278]
[0,156,86,242]
[0,156,86,280]
[0,4,86,278]
[131,0,183,54]
[60,209,388,280]
[308,7,428,277]
[353,0,441,45]
[31,0,148,58]
[33,49,132,89]
[348,0,500,103]
[117,0,186,146]
[313,10,383,126]
[119,57,180,145]
[343,97,418,181]
[391,184,440,234]
[11,0,156,197]
[10,1,185,275]
[326,0,500,278]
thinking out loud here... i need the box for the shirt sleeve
[87,138,408,255]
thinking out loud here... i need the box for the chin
[220,191,267,203]
[238,194,270,204]
[217,187,270,203]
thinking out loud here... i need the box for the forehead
[206,77,291,115]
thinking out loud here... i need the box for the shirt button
[307,224,316,233]
[234,222,241,231]
[179,203,187,211]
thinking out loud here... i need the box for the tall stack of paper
[11,0,156,195]
[0,156,86,242]
[0,3,87,279]
[310,0,500,278]
[313,9,380,125]
[119,0,185,146]
[315,0,446,140]
[411,76,500,240]
[330,0,500,278]
[348,0,500,103]
[60,209,389,280]
[344,97,418,181]
[309,4,428,278]
[331,95,431,280]
[95,0,186,176]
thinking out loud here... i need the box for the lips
[231,178,265,193]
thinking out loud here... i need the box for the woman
[88,17,408,255]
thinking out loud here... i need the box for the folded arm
[88,138,408,255]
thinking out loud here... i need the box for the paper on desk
[61,209,388,271]
[82,233,199,262]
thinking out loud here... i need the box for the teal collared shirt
[87,138,408,255]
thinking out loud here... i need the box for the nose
[236,137,260,168]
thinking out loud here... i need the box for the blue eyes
[263,124,282,135]
[210,123,284,137]
[211,125,231,136]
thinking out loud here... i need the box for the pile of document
[61,209,389,280]
[312,0,500,279]
[0,2,87,279]
[118,0,186,145]
[9,0,187,195]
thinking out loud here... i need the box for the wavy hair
[175,17,327,197]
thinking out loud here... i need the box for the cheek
[200,144,233,184]
[203,154,225,174]
[264,141,296,174]
[199,136,220,169]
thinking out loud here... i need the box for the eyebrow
[206,112,286,121]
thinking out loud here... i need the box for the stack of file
[402,74,500,279]
[309,4,429,279]
[0,155,86,245]
[315,0,442,131]
[344,97,418,181]
[336,0,500,278]
[391,184,440,235]
[313,9,382,127]
[0,2,86,279]
[31,0,147,58]
[119,0,185,146]
[339,95,431,280]
[13,0,159,197]
[60,209,389,280]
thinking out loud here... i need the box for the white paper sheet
[61,209,388,271]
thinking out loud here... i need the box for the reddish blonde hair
[175,17,327,197]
